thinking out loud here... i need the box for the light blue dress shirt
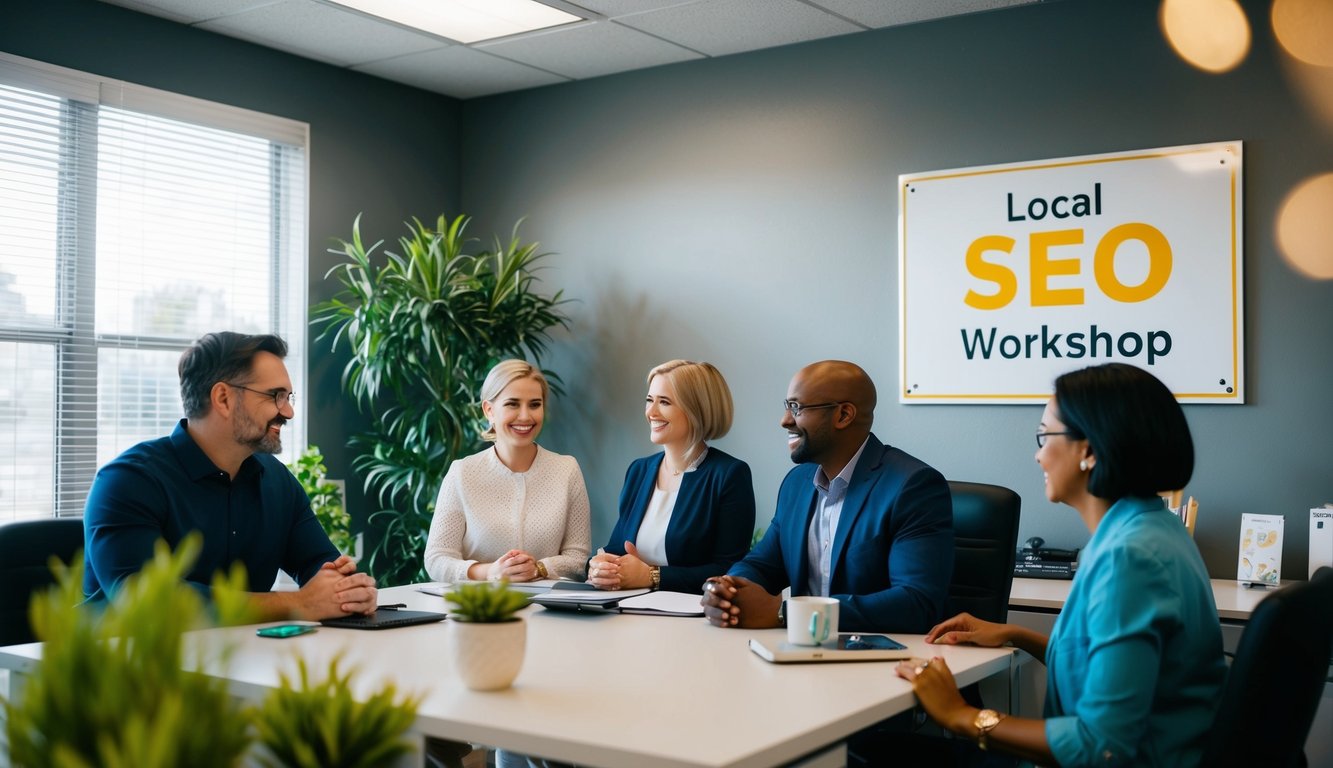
[805,438,868,597]
[1043,495,1226,767]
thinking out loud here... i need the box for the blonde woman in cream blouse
[423,360,591,583]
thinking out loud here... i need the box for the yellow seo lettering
[963,223,1172,309]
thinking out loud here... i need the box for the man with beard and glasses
[82,332,377,620]
[700,360,953,633]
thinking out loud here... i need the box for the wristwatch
[649,566,661,591]
[777,599,788,628]
[535,561,548,579]
[974,708,1005,751]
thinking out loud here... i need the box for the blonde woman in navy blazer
[587,360,755,594]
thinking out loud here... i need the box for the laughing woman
[892,363,1225,768]
[587,359,755,593]
[424,360,591,584]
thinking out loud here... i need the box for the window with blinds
[0,53,308,522]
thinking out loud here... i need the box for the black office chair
[1199,566,1333,768]
[945,481,1022,624]
[0,517,85,646]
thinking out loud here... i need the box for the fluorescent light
[328,0,581,44]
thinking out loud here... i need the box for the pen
[378,603,408,610]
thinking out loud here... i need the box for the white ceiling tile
[806,0,1040,29]
[196,0,447,67]
[564,0,702,18]
[616,0,863,58]
[98,0,1042,98]
[99,0,283,24]
[354,46,569,99]
[479,20,701,80]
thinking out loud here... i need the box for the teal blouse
[1043,496,1226,766]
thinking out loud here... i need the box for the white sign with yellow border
[899,141,1243,404]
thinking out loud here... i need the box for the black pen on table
[378,603,408,610]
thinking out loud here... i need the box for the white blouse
[423,445,591,583]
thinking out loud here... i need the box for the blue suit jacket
[730,433,953,633]
[602,447,756,594]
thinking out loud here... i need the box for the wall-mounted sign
[899,141,1243,404]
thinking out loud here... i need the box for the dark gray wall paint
[459,0,1333,579]
[1,0,461,528]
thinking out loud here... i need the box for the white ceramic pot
[447,617,526,691]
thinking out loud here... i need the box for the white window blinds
[0,53,308,521]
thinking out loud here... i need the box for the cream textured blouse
[423,445,591,583]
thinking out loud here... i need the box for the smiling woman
[422,359,592,585]
[588,360,755,594]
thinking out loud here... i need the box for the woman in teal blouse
[898,363,1226,767]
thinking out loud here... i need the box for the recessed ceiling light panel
[328,0,582,44]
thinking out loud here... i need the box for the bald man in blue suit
[701,360,953,633]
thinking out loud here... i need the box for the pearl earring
[1079,459,1088,472]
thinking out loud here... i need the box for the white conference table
[1,584,1016,768]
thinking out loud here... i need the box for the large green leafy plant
[313,214,569,586]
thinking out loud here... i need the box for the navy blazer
[603,447,756,594]
[730,433,953,633]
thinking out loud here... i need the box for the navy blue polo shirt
[83,419,339,601]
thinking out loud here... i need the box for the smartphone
[256,624,316,638]
[837,633,906,651]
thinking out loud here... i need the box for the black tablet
[320,608,446,630]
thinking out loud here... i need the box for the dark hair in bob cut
[1053,362,1193,502]
[179,332,288,419]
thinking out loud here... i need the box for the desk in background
[1007,577,1332,765]
[2,584,1015,768]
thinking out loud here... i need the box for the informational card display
[899,142,1243,404]
[1238,513,1283,585]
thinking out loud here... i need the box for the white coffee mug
[786,596,839,646]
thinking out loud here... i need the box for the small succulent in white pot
[444,580,530,691]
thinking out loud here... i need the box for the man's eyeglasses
[229,383,296,408]
[782,400,842,417]
[1035,431,1076,448]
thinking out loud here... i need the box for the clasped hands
[483,549,544,582]
[300,554,377,618]
[587,541,652,590]
[699,575,782,628]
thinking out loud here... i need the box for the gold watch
[649,565,661,590]
[535,561,548,579]
[974,709,1004,751]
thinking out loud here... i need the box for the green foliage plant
[313,214,570,586]
[5,535,256,768]
[252,655,421,768]
[286,445,353,554]
[443,580,530,623]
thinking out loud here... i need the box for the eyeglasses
[1035,431,1075,448]
[229,383,296,409]
[782,400,842,417]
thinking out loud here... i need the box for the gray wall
[459,0,1333,579]
[1,0,462,522]
[5,0,1330,580]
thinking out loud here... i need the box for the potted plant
[313,214,570,587]
[287,445,353,554]
[5,536,256,767]
[252,655,421,768]
[443,580,531,691]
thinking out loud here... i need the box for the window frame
[0,52,310,520]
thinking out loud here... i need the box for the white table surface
[1,584,1015,768]
[1010,576,1277,621]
